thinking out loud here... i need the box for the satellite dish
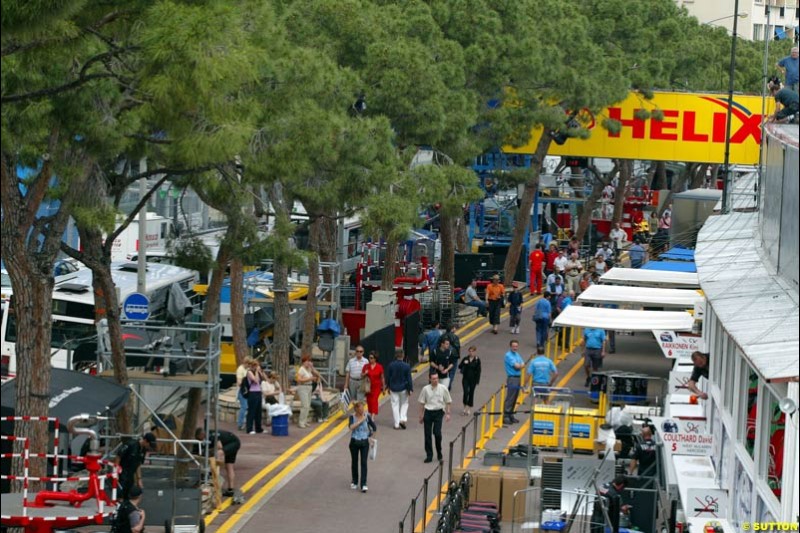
[778,397,797,415]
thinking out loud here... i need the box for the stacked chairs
[435,473,501,533]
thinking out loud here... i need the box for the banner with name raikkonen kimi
[503,91,773,164]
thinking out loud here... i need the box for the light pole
[702,12,748,27]
[721,0,742,214]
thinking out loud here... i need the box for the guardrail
[396,325,585,532]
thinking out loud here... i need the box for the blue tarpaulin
[659,247,695,261]
[641,261,697,273]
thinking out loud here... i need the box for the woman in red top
[544,243,559,276]
[363,351,386,416]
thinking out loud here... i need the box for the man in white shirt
[418,373,452,463]
[609,223,627,252]
[344,346,369,402]
[553,250,569,274]
[463,279,487,317]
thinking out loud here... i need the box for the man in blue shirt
[386,348,414,430]
[503,340,525,425]
[532,292,552,349]
[528,346,558,403]
[777,46,798,92]
[628,240,646,269]
[583,327,606,387]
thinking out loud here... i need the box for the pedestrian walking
[111,486,145,533]
[430,338,455,390]
[418,373,452,463]
[385,348,413,429]
[441,324,462,389]
[532,292,552,349]
[421,321,444,360]
[508,285,523,334]
[235,357,254,431]
[583,327,606,387]
[114,433,157,499]
[503,340,525,425]
[458,346,482,416]
[348,400,376,493]
[486,274,505,334]
[363,351,386,416]
[344,345,369,403]
[195,428,241,498]
[244,359,266,434]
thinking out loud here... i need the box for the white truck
[109,213,173,261]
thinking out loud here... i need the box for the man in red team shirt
[544,242,559,277]
[529,243,545,295]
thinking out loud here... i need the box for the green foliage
[169,236,214,275]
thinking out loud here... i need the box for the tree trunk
[575,179,605,243]
[381,236,400,291]
[180,242,229,442]
[455,211,469,253]
[612,160,631,225]
[690,164,708,189]
[268,184,293,391]
[229,257,248,367]
[92,260,133,435]
[75,227,133,434]
[503,136,551,285]
[652,161,667,190]
[9,277,54,486]
[660,164,696,216]
[1,155,77,485]
[438,212,456,288]
[301,217,321,355]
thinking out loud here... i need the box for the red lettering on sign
[730,114,762,144]
[682,112,708,142]
[608,107,646,139]
[651,110,679,140]
[712,112,727,143]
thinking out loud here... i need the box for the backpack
[110,499,136,533]
[239,378,250,397]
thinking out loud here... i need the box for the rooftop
[695,211,799,382]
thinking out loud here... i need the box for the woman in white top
[594,254,607,275]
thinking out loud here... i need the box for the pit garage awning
[640,261,697,273]
[576,284,703,309]
[600,267,700,289]
[659,248,695,261]
[552,305,695,331]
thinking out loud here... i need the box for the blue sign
[123,293,150,321]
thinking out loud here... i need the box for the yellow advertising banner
[503,91,773,164]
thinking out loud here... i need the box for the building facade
[695,123,798,524]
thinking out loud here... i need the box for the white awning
[600,267,700,289]
[577,284,703,309]
[552,305,695,331]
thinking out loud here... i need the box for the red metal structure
[1,415,118,533]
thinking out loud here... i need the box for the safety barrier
[545,325,583,363]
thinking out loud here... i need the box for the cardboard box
[475,470,502,507]
[451,468,477,502]
[501,470,529,522]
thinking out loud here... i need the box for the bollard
[471,412,479,458]
[447,441,454,485]
[436,461,444,512]
[459,429,466,466]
